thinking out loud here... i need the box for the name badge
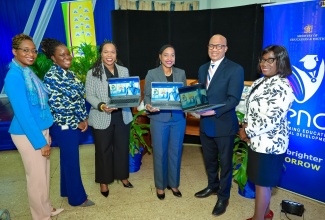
[61,125,69,130]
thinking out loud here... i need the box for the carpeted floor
[0,144,324,220]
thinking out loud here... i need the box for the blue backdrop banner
[263,0,325,203]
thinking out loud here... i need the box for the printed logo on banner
[289,55,325,103]
[320,1,325,7]
[304,25,313,33]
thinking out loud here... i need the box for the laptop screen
[151,82,183,101]
[108,77,140,97]
[178,83,208,109]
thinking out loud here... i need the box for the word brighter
[285,149,322,171]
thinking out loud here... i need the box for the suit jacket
[85,63,133,129]
[198,57,244,137]
[144,65,187,122]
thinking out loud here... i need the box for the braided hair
[90,41,123,80]
[40,38,65,59]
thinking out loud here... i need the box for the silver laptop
[107,76,141,108]
[151,82,184,110]
[178,83,225,113]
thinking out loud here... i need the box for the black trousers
[200,132,235,200]
[92,110,131,184]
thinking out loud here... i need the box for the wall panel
[112,4,263,81]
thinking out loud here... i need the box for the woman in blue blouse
[4,34,63,219]
[41,38,94,207]
[239,45,295,220]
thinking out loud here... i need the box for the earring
[160,61,161,64]
[115,59,117,63]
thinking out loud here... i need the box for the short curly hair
[12,34,33,50]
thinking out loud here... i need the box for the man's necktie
[206,64,215,89]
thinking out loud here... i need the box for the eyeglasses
[208,44,226,50]
[17,48,38,54]
[259,58,276,64]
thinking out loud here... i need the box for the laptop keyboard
[154,103,180,106]
[189,105,213,111]
[110,98,139,104]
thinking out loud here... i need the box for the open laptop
[151,82,184,110]
[107,76,141,108]
[178,83,225,113]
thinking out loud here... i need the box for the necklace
[164,71,172,76]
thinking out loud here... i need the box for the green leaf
[30,53,52,80]
[69,42,99,84]
[129,109,151,157]
[233,110,250,192]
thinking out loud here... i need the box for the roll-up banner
[61,0,96,53]
[263,0,325,203]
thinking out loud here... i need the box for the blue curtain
[0,0,114,91]
[94,0,114,43]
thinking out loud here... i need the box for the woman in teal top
[4,34,63,219]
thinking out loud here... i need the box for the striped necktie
[206,64,215,89]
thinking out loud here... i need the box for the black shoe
[156,192,165,200]
[122,181,134,188]
[167,186,182,197]
[100,184,109,197]
[194,188,218,198]
[212,199,229,216]
[101,190,109,197]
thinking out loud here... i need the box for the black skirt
[247,147,285,187]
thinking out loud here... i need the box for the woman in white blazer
[86,41,133,198]
[239,45,295,220]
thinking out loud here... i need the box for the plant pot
[238,180,255,199]
[129,147,144,173]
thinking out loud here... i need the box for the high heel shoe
[246,210,274,220]
[156,191,165,200]
[264,210,274,220]
[79,199,95,207]
[51,208,64,216]
[100,184,109,197]
[122,180,134,188]
[167,185,182,197]
[101,190,109,197]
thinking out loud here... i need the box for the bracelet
[100,104,105,111]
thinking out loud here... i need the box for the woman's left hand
[78,120,88,132]
[239,127,250,143]
[48,135,52,146]
[197,109,215,116]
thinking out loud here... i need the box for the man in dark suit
[195,34,244,216]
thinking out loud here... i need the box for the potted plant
[129,109,151,172]
[69,42,98,84]
[232,134,249,189]
[232,111,255,198]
